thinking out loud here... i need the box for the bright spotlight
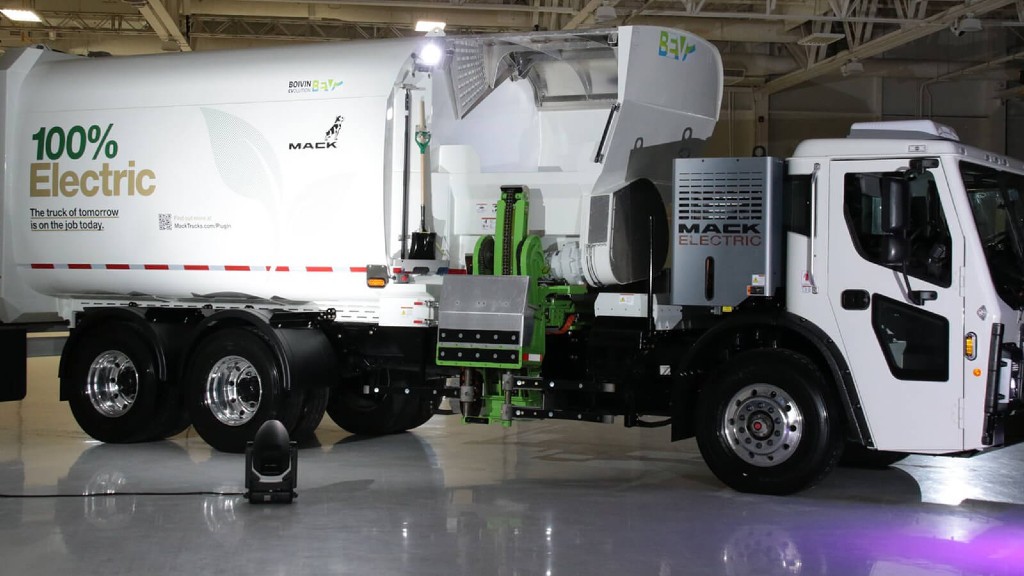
[419,42,444,67]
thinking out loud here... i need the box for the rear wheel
[65,323,180,443]
[291,387,329,442]
[326,370,435,435]
[696,349,843,495]
[185,327,302,453]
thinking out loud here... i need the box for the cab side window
[843,170,952,287]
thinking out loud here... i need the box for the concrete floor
[2,356,1024,575]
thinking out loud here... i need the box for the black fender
[183,309,337,391]
[58,307,192,401]
[671,310,870,446]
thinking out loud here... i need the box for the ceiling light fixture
[950,15,982,37]
[415,20,446,33]
[840,61,864,77]
[594,3,617,22]
[1,8,41,22]
[797,32,845,47]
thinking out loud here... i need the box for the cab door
[827,159,964,451]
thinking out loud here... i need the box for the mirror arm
[901,262,937,305]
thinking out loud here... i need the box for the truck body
[0,26,1020,494]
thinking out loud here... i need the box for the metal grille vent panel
[677,171,765,222]
[672,156,781,309]
[448,39,490,120]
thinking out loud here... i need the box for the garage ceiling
[2,0,1024,95]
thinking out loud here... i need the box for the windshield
[962,161,1024,309]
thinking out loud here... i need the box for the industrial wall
[707,75,1011,160]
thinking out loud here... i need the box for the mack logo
[289,116,344,151]
[289,142,337,150]
[679,223,760,234]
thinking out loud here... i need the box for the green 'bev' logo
[658,31,696,62]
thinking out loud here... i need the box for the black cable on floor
[0,491,244,498]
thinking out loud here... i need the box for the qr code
[159,214,172,231]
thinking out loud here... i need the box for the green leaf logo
[201,108,282,209]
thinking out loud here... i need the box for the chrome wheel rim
[86,350,138,418]
[205,355,261,426]
[723,384,804,467]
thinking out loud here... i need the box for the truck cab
[787,120,1022,456]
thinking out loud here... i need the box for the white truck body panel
[0,26,723,323]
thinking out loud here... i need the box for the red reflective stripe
[34,263,332,271]
[446,268,468,275]
[348,267,367,273]
[393,267,402,274]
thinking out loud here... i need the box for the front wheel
[696,349,843,495]
[185,327,302,453]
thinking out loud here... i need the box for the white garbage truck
[0,25,1021,494]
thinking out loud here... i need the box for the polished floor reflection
[2,356,1023,575]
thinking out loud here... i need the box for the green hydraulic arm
[443,185,586,425]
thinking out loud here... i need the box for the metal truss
[0,11,154,37]
[188,16,409,41]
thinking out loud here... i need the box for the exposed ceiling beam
[128,0,191,50]
[626,16,803,42]
[758,0,1016,95]
[0,11,153,36]
[229,0,576,15]
[562,0,603,29]
[187,0,545,30]
[189,15,413,40]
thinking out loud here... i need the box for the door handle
[841,289,870,310]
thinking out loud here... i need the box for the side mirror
[880,176,911,269]
[882,235,909,267]
[881,176,910,234]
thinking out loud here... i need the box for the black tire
[185,327,302,453]
[65,322,179,443]
[840,442,909,469]
[291,387,329,442]
[695,349,843,495]
[156,408,191,439]
[326,370,436,435]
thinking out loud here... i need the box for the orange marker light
[973,368,982,377]
[367,278,387,288]
[964,332,977,360]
